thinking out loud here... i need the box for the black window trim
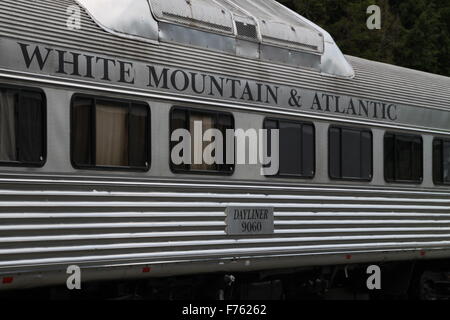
[433,137,450,186]
[384,131,423,184]
[328,125,373,182]
[70,93,151,172]
[169,106,235,176]
[0,83,47,168]
[263,117,316,180]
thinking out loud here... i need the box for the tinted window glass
[444,141,450,183]
[279,121,302,175]
[302,124,315,177]
[0,86,45,166]
[263,118,315,178]
[384,133,422,183]
[72,96,150,171]
[329,126,372,181]
[170,107,234,174]
[129,105,149,167]
[433,139,450,185]
[360,131,372,180]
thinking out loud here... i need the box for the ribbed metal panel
[0,0,449,112]
[0,0,450,289]
[0,177,450,272]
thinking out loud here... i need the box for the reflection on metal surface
[73,0,354,78]
[74,0,159,42]
[150,0,234,35]
[225,0,324,53]
[1,0,450,293]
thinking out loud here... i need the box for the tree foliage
[277,0,450,76]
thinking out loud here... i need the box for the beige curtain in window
[96,103,129,166]
[0,90,16,161]
[190,114,214,171]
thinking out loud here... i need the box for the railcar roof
[74,0,354,78]
[346,55,450,111]
[0,0,448,112]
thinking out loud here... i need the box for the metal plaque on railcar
[226,207,274,235]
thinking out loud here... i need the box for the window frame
[0,83,47,168]
[263,117,316,179]
[169,106,235,176]
[384,132,423,184]
[433,137,450,186]
[70,94,151,172]
[328,125,373,182]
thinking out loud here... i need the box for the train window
[433,139,450,185]
[384,133,423,183]
[170,107,234,174]
[329,126,373,181]
[71,96,150,171]
[0,86,46,167]
[263,118,315,178]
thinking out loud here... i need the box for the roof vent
[216,0,259,41]
[224,0,324,53]
[75,0,355,78]
[235,19,258,41]
[149,0,234,34]
[75,0,159,42]
[260,20,322,52]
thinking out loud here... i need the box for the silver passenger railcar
[0,0,450,298]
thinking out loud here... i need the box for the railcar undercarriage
[3,260,450,300]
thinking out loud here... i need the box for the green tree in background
[277,0,450,77]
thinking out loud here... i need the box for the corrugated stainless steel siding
[0,0,450,286]
[1,178,450,271]
[0,0,449,112]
